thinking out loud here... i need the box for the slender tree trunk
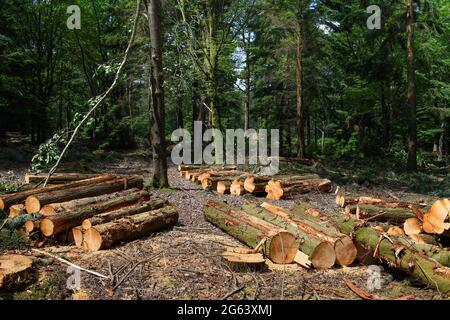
[295,18,305,158]
[146,0,169,188]
[406,0,417,171]
[381,83,390,145]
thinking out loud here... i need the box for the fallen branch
[31,249,109,279]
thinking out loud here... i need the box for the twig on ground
[221,285,245,300]
[31,248,109,279]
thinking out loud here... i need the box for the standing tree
[146,0,169,187]
[406,0,417,171]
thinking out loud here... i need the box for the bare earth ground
[0,137,447,300]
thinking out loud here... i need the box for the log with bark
[266,178,332,200]
[39,189,149,237]
[25,175,144,213]
[25,173,101,184]
[240,203,336,269]
[245,174,321,195]
[8,204,26,218]
[203,200,297,264]
[201,176,245,191]
[259,202,357,267]
[217,181,232,195]
[0,174,118,212]
[79,198,167,232]
[230,179,245,196]
[356,205,417,223]
[355,227,450,294]
[81,206,178,251]
[39,189,139,215]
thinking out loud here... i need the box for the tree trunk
[259,202,357,267]
[40,189,140,215]
[0,175,117,212]
[39,189,149,237]
[356,204,417,223]
[203,200,297,264]
[295,18,305,158]
[406,0,417,171]
[265,178,332,200]
[25,176,144,214]
[355,227,450,293]
[81,206,178,251]
[81,198,167,229]
[146,0,169,188]
[241,203,336,269]
[25,173,102,185]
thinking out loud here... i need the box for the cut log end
[217,181,230,195]
[0,199,5,211]
[39,205,56,216]
[222,251,266,272]
[404,217,422,235]
[40,218,54,237]
[24,220,38,233]
[267,231,297,264]
[334,236,357,267]
[72,227,84,247]
[25,196,41,214]
[310,242,336,269]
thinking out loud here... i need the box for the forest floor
[0,134,448,300]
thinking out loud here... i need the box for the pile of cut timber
[335,193,450,294]
[178,165,332,199]
[0,173,178,251]
[336,193,450,243]
[203,199,356,269]
[203,197,450,294]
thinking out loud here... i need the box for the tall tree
[406,0,417,171]
[146,0,169,188]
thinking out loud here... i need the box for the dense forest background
[0,0,448,174]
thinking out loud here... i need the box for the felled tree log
[39,189,149,237]
[0,255,34,290]
[230,179,245,196]
[0,174,117,212]
[259,202,356,267]
[80,198,167,231]
[39,189,139,215]
[336,194,360,208]
[355,227,450,294]
[244,177,268,194]
[242,203,336,269]
[201,176,245,191]
[244,174,320,195]
[81,206,179,251]
[9,204,26,218]
[266,178,332,200]
[356,205,417,223]
[25,176,144,213]
[198,170,247,184]
[217,181,232,195]
[203,200,297,264]
[0,214,43,231]
[25,173,101,184]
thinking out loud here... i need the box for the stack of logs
[178,165,332,200]
[0,173,178,252]
[203,194,450,294]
